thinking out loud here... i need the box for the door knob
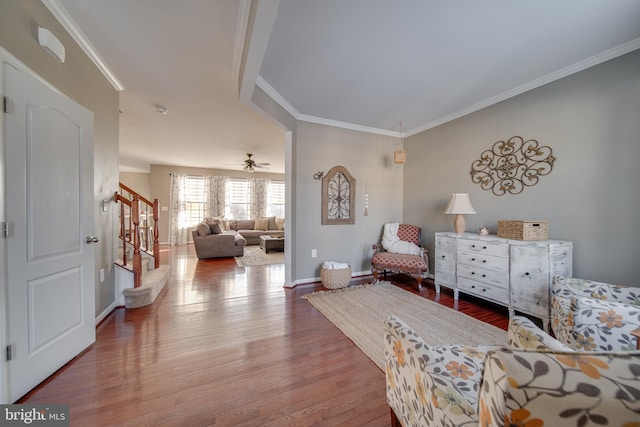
[86,236,99,243]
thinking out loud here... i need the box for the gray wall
[293,122,403,281]
[0,1,120,316]
[404,50,640,285]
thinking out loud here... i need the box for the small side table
[259,235,284,253]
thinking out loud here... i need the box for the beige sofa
[227,217,284,245]
[192,217,284,259]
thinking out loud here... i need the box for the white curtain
[249,178,269,219]
[168,174,189,245]
[204,175,227,218]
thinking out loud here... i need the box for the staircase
[114,183,170,308]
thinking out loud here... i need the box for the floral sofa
[551,275,640,352]
[384,315,640,427]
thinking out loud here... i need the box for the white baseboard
[95,301,117,326]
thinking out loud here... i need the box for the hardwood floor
[19,244,508,426]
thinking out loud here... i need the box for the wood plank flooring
[19,244,508,426]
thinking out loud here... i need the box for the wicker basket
[321,265,352,289]
[497,220,548,241]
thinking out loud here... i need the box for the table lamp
[444,193,476,234]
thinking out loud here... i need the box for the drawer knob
[482,274,486,278]
[471,285,476,288]
[525,272,530,276]
[471,272,475,275]
[471,258,476,261]
[482,260,487,263]
[482,288,487,292]
[472,244,476,248]
[483,246,487,249]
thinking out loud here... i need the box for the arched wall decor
[322,166,356,224]
[470,136,555,196]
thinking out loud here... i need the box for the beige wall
[403,50,640,285]
[0,1,120,316]
[293,122,403,281]
[119,172,151,200]
[149,165,285,244]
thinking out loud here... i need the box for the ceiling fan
[241,153,270,173]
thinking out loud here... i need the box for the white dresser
[434,232,572,329]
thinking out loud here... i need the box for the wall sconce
[38,27,65,63]
[313,172,324,180]
[443,193,476,234]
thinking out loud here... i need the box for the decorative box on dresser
[434,232,572,330]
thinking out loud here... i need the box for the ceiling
[49,0,640,174]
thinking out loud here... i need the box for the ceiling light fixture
[155,104,168,115]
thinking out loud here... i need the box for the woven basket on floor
[321,266,352,289]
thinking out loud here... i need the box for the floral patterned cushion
[479,349,640,427]
[508,315,574,352]
[552,276,640,352]
[384,315,499,426]
[572,297,640,352]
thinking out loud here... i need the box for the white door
[4,61,95,402]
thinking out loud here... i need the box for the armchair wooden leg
[415,276,423,292]
[390,407,402,427]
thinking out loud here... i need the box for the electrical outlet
[311,249,317,258]
[99,268,105,283]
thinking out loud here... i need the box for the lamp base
[453,214,466,234]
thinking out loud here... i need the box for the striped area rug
[302,281,507,370]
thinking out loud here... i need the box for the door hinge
[2,222,11,238]
[6,344,15,362]
[3,96,8,113]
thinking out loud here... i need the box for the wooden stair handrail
[115,183,161,288]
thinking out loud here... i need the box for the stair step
[123,265,170,309]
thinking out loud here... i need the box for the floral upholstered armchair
[551,276,640,351]
[372,223,428,291]
[384,315,640,427]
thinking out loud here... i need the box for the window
[182,176,206,227]
[268,181,285,217]
[226,178,250,219]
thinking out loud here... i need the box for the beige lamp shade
[444,193,476,234]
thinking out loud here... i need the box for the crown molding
[406,38,640,137]
[41,0,124,91]
[260,38,639,138]
[256,76,401,137]
[232,0,251,77]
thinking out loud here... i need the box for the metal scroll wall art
[470,136,555,196]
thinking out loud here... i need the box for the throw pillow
[196,222,211,236]
[275,217,285,231]
[209,221,222,234]
[254,218,269,231]
[265,216,277,230]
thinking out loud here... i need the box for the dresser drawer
[457,276,509,304]
[457,251,509,273]
[457,238,508,258]
[457,263,508,288]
